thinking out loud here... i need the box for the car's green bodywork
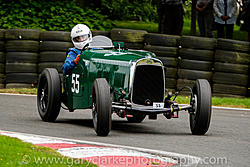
[63,48,163,110]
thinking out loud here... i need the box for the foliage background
[0,0,112,31]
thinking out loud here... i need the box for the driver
[62,24,92,74]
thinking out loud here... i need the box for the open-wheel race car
[37,36,212,136]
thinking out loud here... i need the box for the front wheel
[189,79,212,135]
[37,68,61,122]
[92,78,112,136]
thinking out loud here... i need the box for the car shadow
[55,118,190,136]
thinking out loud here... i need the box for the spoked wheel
[127,113,146,123]
[37,68,61,122]
[190,79,212,135]
[92,78,112,136]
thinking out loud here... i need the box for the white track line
[0,130,201,166]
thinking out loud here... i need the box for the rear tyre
[127,113,146,123]
[92,78,112,136]
[190,79,212,135]
[37,68,61,122]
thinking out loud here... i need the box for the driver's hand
[74,54,81,65]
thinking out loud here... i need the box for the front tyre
[37,68,61,122]
[190,79,212,135]
[92,78,112,136]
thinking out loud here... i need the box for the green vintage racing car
[37,36,212,136]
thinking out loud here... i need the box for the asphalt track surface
[0,94,249,166]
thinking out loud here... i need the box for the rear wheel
[37,68,61,122]
[92,78,112,136]
[190,79,212,135]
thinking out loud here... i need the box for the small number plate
[153,102,164,109]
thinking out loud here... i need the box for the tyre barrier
[178,36,214,88]
[213,42,250,97]
[0,29,249,98]
[5,29,40,88]
[38,31,72,84]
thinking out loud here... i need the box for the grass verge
[0,88,249,108]
[173,95,250,109]
[0,135,96,167]
[113,20,249,41]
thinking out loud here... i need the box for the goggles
[73,34,88,42]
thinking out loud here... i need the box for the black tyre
[38,62,64,73]
[214,62,248,74]
[0,63,4,73]
[165,78,177,89]
[92,78,112,136]
[144,45,178,58]
[39,41,73,51]
[217,38,250,52]
[111,28,147,43]
[158,57,178,67]
[178,69,212,81]
[190,79,212,135]
[92,30,111,37]
[0,41,4,51]
[6,73,37,84]
[6,52,38,63]
[165,67,177,78]
[0,29,5,40]
[125,42,144,49]
[144,33,180,47]
[0,52,5,63]
[39,51,66,62]
[37,68,61,122]
[6,40,39,52]
[179,48,214,61]
[127,113,146,123]
[6,63,37,73]
[40,31,71,41]
[213,72,248,86]
[179,59,213,71]
[214,50,250,65]
[180,36,216,50]
[213,83,247,96]
[5,29,41,40]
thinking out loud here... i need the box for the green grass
[0,135,96,167]
[113,19,249,41]
[0,88,37,95]
[173,95,250,108]
[0,88,249,108]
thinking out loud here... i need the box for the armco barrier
[0,28,249,98]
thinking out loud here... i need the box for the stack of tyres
[213,39,250,97]
[144,33,180,91]
[177,36,215,95]
[39,31,73,81]
[5,29,40,88]
[111,28,147,50]
[0,30,5,88]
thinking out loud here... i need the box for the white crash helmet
[71,24,92,49]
